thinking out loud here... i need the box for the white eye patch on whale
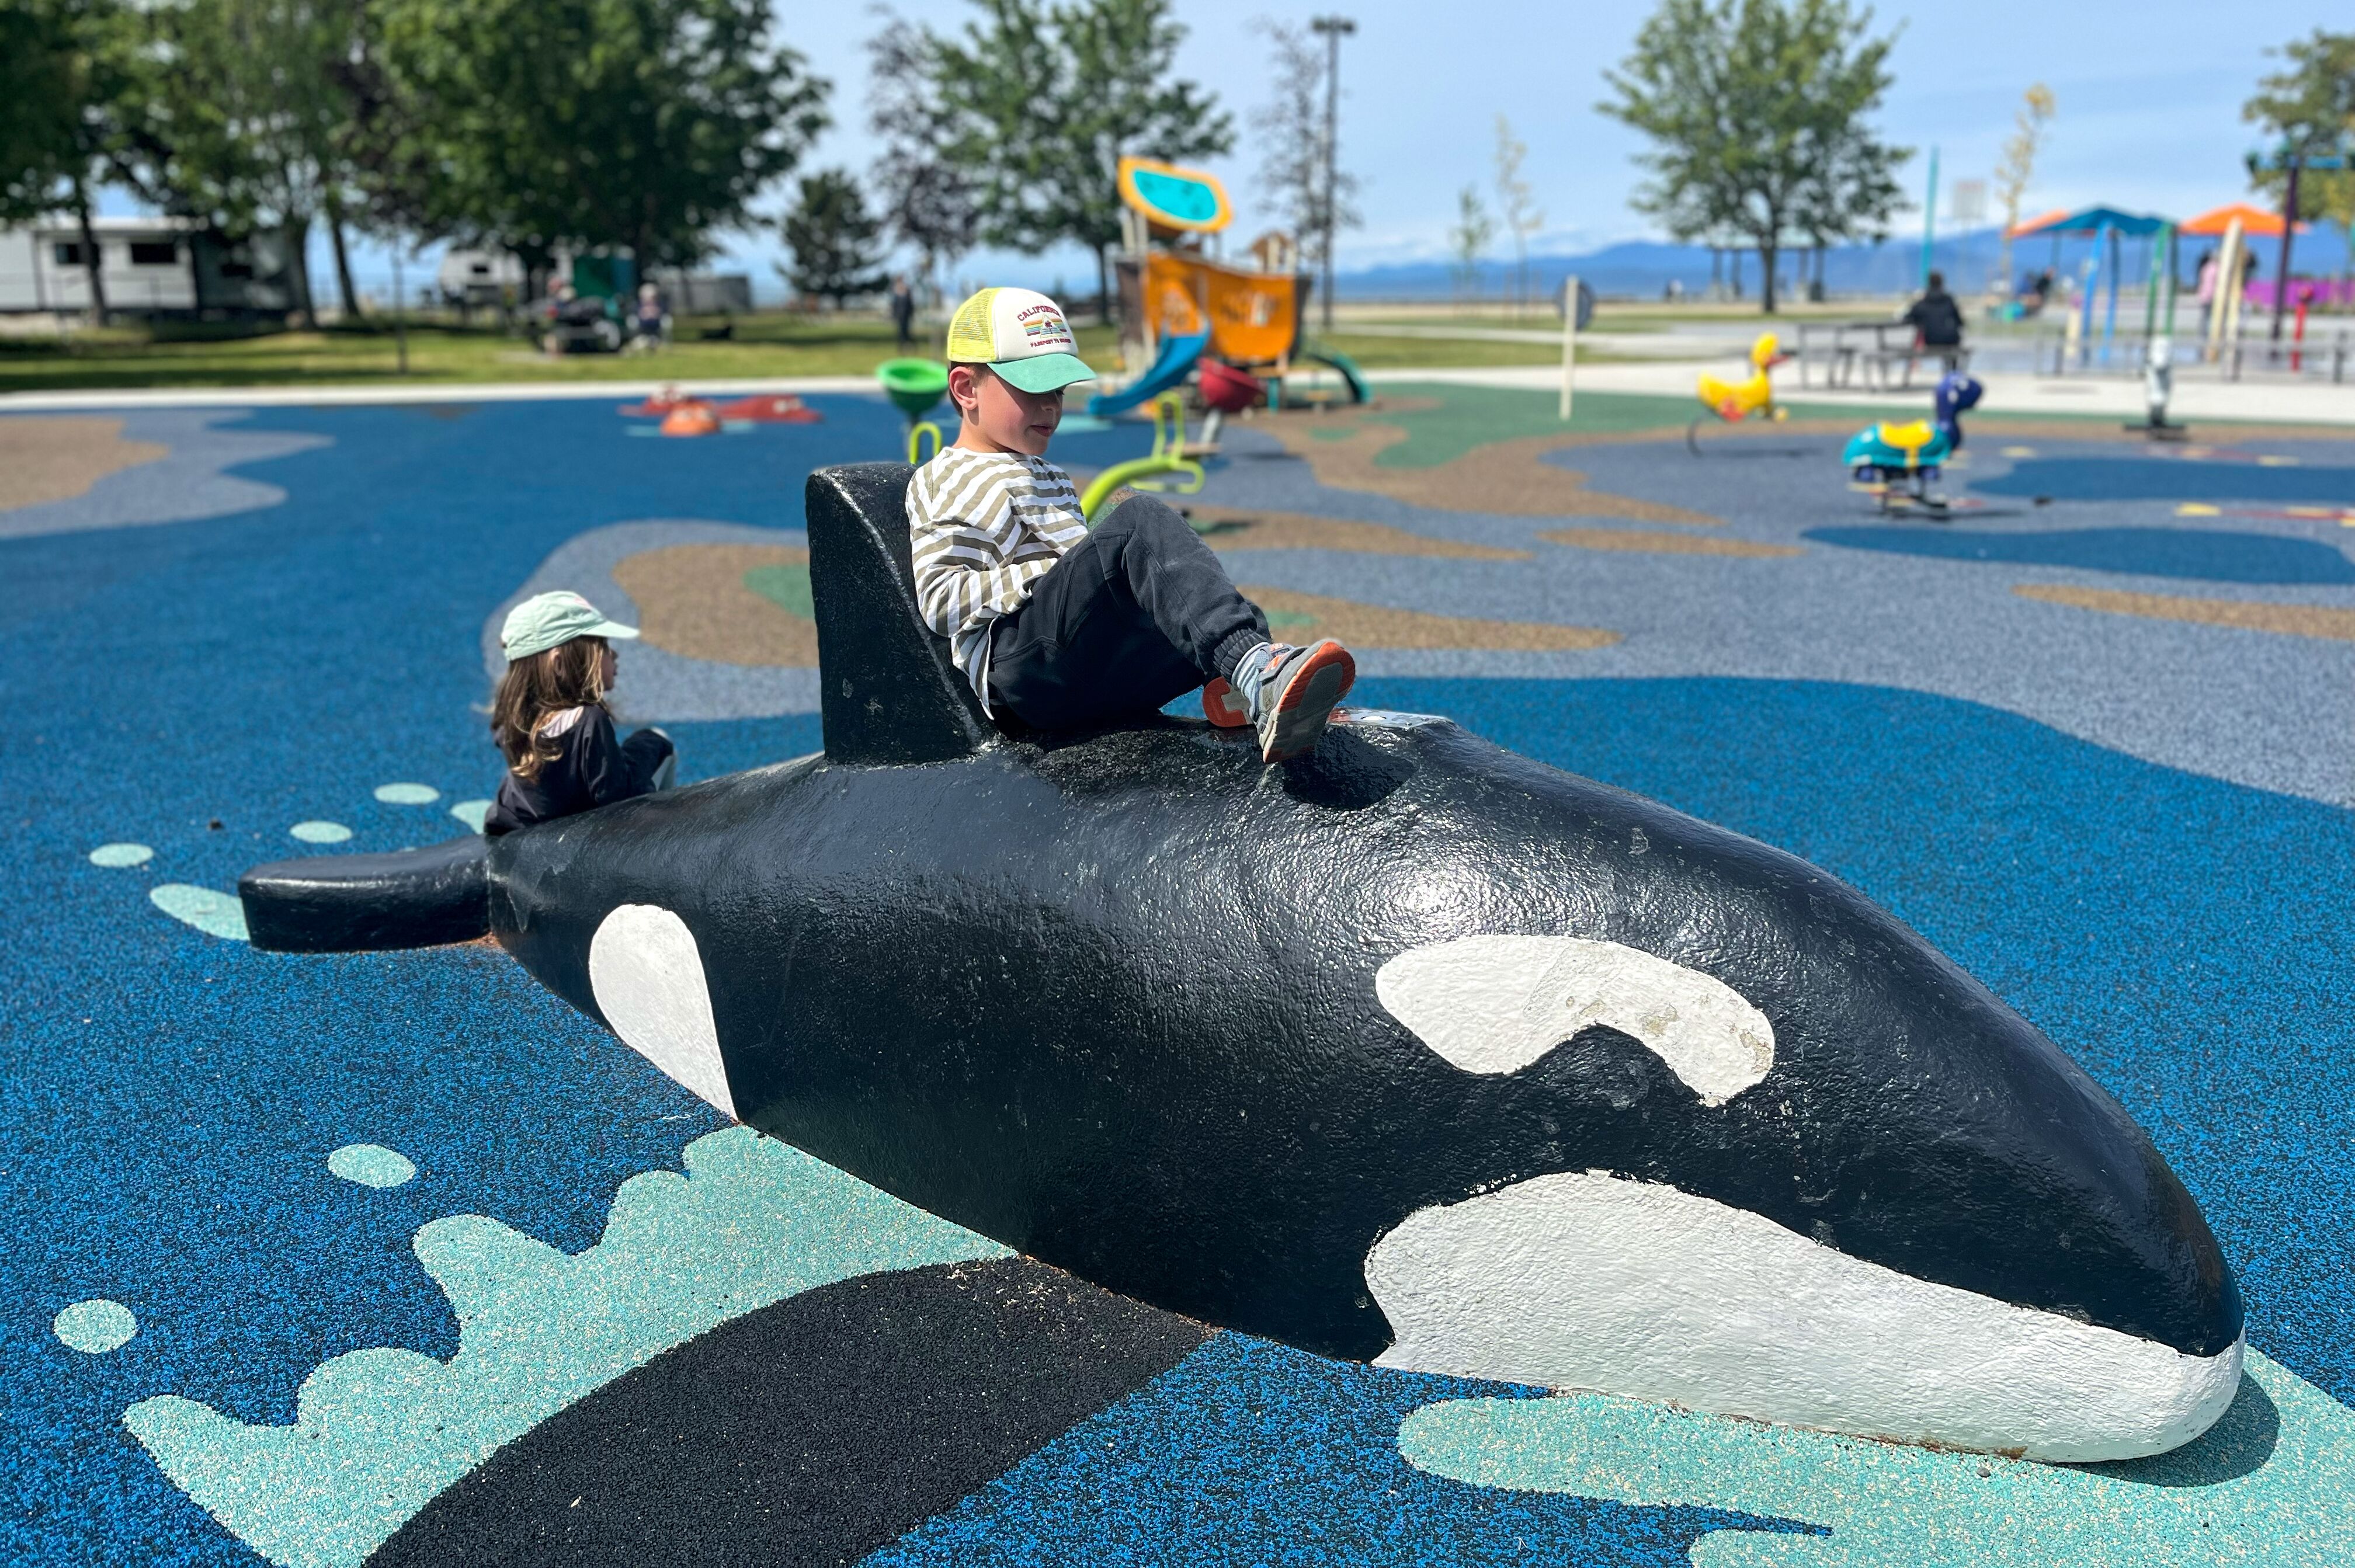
[1367,931,2242,1462]
[1376,934,1774,1105]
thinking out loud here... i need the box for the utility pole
[1310,14,1354,335]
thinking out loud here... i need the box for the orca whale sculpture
[242,465,2242,1462]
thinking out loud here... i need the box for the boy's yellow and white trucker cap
[944,287,1097,394]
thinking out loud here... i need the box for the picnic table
[1794,319,1970,391]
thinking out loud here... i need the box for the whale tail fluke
[805,464,996,766]
[238,835,490,952]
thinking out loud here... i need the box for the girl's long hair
[491,637,607,780]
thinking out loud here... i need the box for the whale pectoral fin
[588,904,737,1120]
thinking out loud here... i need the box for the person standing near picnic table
[890,275,917,351]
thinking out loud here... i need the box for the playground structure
[878,358,950,464]
[1076,393,1205,521]
[2007,207,2177,371]
[1841,371,1984,517]
[616,387,823,436]
[2006,195,2341,374]
[1687,333,1790,454]
[1102,157,1366,419]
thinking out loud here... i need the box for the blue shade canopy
[2013,206,2173,237]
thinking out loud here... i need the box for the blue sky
[105,0,2325,297]
[793,0,2307,271]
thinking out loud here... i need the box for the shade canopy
[2180,202,2306,237]
[2003,207,2072,239]
[2007,205,2172,238]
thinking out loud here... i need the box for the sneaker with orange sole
[1204,640,1355,763]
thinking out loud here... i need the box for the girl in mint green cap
[482,590,676,836]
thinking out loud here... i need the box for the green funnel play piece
[878,358,950,420]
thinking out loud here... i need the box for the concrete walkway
[1386,360,2355,426]
[5,357,2351,427]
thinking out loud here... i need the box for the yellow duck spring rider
[1688,332,1793,454]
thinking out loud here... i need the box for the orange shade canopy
[2180,202,2307,237]
[2004,207,2073,239]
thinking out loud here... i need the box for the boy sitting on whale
[906,286,1356,763]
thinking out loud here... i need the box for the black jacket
[484,705,673,836]
[1905,290,1965,347]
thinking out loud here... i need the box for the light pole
[1310,14,1354,335]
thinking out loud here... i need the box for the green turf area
[742,562,814,620]
[1328,381,2152,469]
[0,313,1635,394]
[0,315,1121,393]
[1326,383,1839,467]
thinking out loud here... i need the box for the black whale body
[492,710,2236,1365]
[245,464,2241,1458]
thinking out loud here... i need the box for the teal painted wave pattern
[124,1127,1008,1568]
[1398,1350,2353,1565]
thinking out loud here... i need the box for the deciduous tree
[2243,30,2355,289]
[1449,184,1493,306]
[0,0,160,325]
[922,0,1232,321]
[359,0,828,277]
[867,16,980,301]
[781,168,888,305]
[1251,20,1354,296]
[1602,0,1908,314]
[1492,116,1543,315]
[1991,83,2055,294]
[146,0,376,329]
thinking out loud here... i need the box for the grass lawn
[0,310,1623,394]
[0,313,1039,393]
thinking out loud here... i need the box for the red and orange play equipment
[658,401,721,437]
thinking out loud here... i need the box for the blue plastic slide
[1088,331,1210,417]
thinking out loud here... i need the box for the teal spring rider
[878,359,950,464]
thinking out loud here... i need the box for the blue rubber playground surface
[4,387,2353,1565]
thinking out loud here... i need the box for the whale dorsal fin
[805,463,995,765]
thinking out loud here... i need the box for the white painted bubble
[374,784,440,805]
[150,885,249,941]
[328,1144,417,1188]
[89,843,154,868]
[448,799,492,833]
[290,821,352,844]
[54,1298,137,1354]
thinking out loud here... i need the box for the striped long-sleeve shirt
[906,447,1090,696]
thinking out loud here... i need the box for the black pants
[987,495,1269,730]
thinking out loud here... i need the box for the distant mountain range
[1334,225,2353,301]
